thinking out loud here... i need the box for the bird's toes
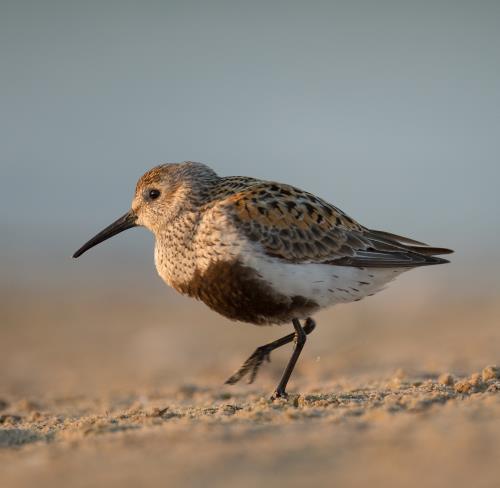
[271,390,289,401]
[225,348,271,385]
[225,359,253,384]
[225,369,246,385]
[247,361,262,384]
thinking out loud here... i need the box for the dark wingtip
[429,247,454,255]
[427,256,451,265]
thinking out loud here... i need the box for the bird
[73,161,453,398]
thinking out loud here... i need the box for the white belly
[244,254,407,309]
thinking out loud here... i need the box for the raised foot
[225,346,272,385]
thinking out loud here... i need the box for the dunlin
[73,162,452,398]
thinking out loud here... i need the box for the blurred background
[1,0,499,397]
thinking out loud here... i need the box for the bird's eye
[148,189,161,200]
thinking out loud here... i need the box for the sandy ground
[1,274,500,487]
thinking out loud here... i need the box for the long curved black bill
[73,210,137,258]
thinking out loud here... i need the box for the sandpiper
[73,162,452,398]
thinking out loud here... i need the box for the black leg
[225,317,316,389]
[272,318,307,399]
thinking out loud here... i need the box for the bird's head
[73,161,218,258]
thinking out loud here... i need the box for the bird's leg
[225,317,316,387]
[271,318,308,399]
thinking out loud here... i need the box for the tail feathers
[418,254,451,265]
[352,228,454,268]
[333,250,450,268]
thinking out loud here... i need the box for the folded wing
[220,181,453,268]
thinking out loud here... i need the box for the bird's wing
[218,181,452,268]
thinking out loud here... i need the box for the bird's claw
[270,389,288,400]
[225,346,272,385]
